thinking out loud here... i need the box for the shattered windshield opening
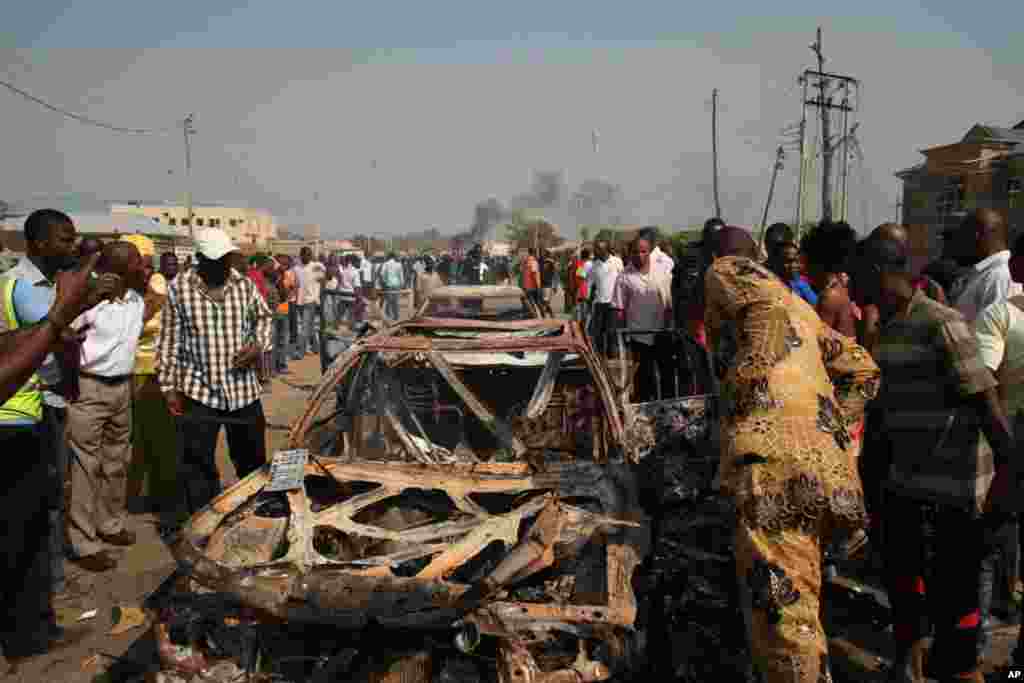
[302,349,607,464]
[398,325,566,340]
[423,295,532,321]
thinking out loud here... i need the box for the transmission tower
[798,28,859,226]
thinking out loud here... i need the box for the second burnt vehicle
[161,317,723,682]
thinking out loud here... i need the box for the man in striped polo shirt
[853,235,1017,683]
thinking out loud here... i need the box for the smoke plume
[461,170,625,244]
[530,171,566,208]
[469,197,506,242]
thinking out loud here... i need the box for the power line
[0,77,178,135]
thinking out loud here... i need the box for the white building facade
[111,203,278,246]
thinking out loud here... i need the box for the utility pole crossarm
[804,70,859,84]
[803,100,854,112]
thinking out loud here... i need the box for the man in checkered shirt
[157,228,274,513]
[853,235,1017,683]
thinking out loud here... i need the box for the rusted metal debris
[160,319,747,681]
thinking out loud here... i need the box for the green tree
[579,226,592,243]
[504,210,564,251]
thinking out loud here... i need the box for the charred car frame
[166,319,719,681]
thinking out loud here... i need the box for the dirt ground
[0,353,324,683]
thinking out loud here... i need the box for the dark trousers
[177,398,267,514]
[273,316,290,372]
[883,494,1007,677]
[288,306,299,357]
[589,302,614,354]
[525,289,542,315]
[1014,521,1024,664]
[41,405,69,594]
[0,425,54,657]
[629,340,675,403]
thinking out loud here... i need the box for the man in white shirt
[296,247,326,356]
[337,255,360,324]
[360,255,374,292]
[975,292,1024,669]
[950,208,1023,323]
[66,241,147,570]
[949,208,1024,663]
[376,252,405,322]
[587,241,620,354]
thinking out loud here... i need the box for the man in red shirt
[246,254,272,300]
[521,249,542,314]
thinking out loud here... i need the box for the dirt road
[1,353,324,683]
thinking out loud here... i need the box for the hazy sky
[2,1,1023,238]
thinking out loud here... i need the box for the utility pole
[811,29,832,222]
[182,114,196,240]
[796,75,809,235]
[711,88,722,219]
[802,29,857,225]
[894,182,904,223]
[758,147,786,246]
[838,81,852,221]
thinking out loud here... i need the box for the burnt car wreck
[159,319,734,682]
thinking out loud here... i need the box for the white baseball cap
[194,228,236,261]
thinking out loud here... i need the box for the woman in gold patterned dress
[704,253,880,682]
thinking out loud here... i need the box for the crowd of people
[6,206,1024,681]
[580,211,1024,682]
[0,212,406,667]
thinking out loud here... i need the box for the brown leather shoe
[74,550,119,572]
[99,529,136,546]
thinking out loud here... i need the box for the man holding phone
[157,228,274,514]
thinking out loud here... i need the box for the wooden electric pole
[711,88,722,219]
[758,147,786,246]
[796,75,809,235]
[811,29,833,221]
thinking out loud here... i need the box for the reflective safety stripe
[0,277,42,423]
